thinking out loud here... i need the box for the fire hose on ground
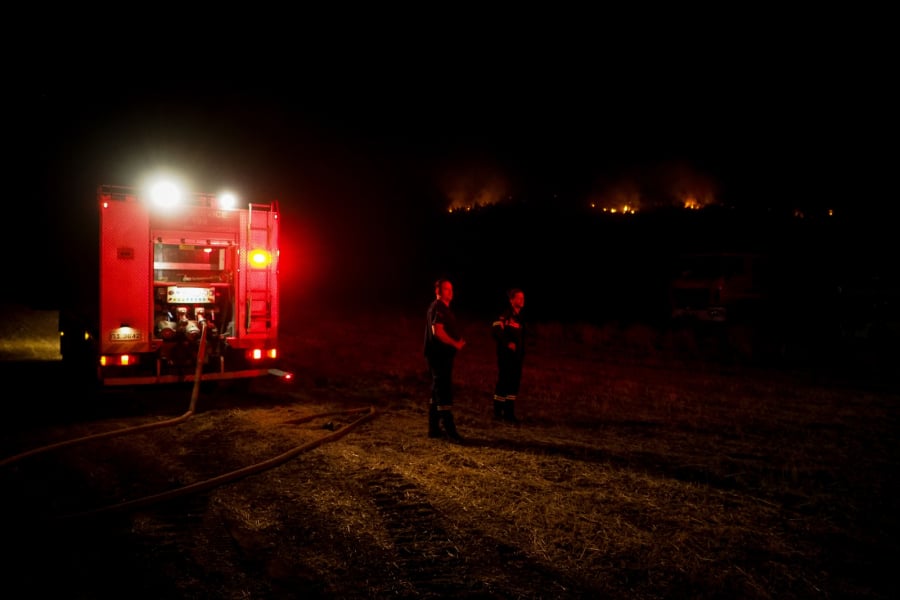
[1,321,381,517]
[61,404,378,520]
[1,321,213,468]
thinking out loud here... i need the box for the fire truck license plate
[110,331,143,341]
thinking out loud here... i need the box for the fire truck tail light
[248,249,272,268]
[100,355,138,367]
[246,348,277,361]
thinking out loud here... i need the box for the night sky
[7,24,894,321]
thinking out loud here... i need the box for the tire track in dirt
[365,469,472,597]
[363,468,597,599]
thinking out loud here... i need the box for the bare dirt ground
[1,305,898,599]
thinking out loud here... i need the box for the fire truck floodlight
[217,192,238,210]
[149,181,182,207]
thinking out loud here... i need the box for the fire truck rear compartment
[61,184,285,387]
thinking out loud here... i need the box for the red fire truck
[59,182,290,386]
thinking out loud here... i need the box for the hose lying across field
[61,404,379,520]
[3,401,379,519]
[2,323,381,518]
[0,410,196,468]
[0,322,214,469]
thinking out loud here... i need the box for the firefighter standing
[424,278,466,442]
[492,288,526,424]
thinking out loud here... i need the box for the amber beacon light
[248,248,272,268]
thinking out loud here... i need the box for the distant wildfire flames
[590,202,639,214]
[589,162,718,213]
[681,195,708,210]
[441,160,719,214]
[441,166,509,213]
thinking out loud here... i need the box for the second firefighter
[491,288,526,424]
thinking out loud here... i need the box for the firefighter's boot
[441,410,465,444]
[493,396,504,421]
[428,404,443,438]
[503,399,519,425]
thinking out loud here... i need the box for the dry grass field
[1,304,898,598]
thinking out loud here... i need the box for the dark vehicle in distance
[669,252,771,324]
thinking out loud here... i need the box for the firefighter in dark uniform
[491,288,526,424]
[424,278,466,442]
